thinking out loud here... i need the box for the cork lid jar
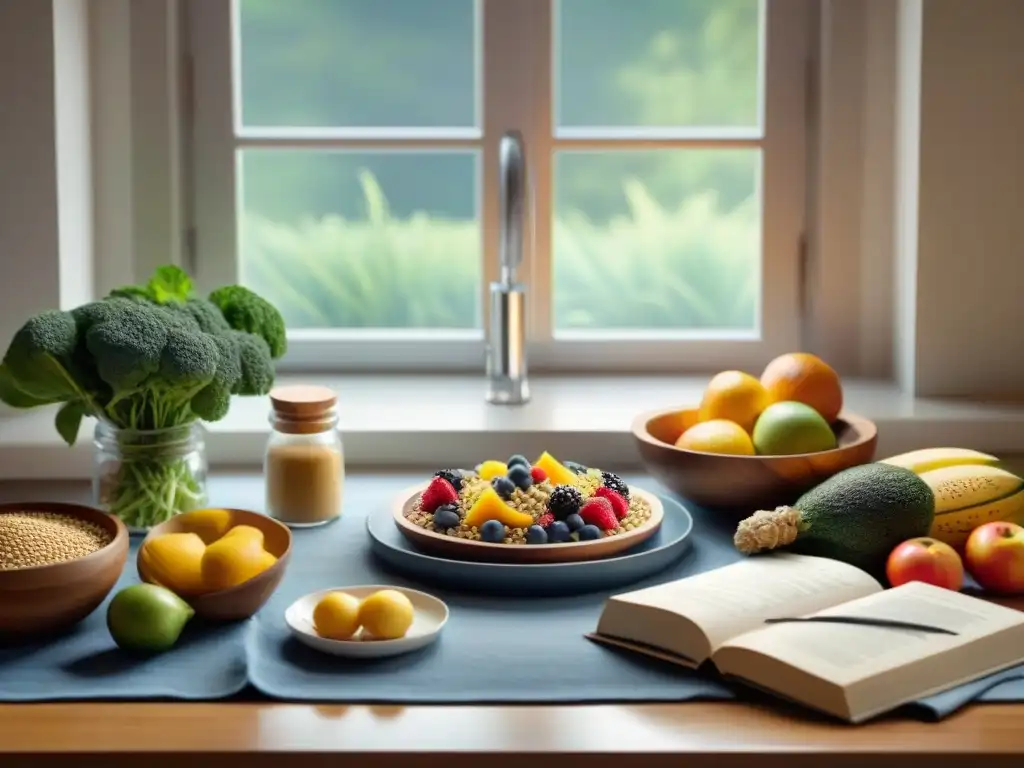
[268,385,339,434]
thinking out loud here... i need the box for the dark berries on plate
[565,460,589,475]
[526,525,548,545]
[506,464,533,491]
[433,469,464,492]
[432,505,461,530]
[421,476,459,513]
[536,512,555,529]
[593,487,629,520]
[578,524,602,541]
[579,497,619,531]
[530,467,548,483]
[600,471,629,499]
[491,476,516,500]
[548,520,572,543]
[547,485,583,520]
[507,454,530,469]
[480,520,506,543]
[564,513,585,532]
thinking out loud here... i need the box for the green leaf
[147,265,193,304]
[54,401,88,446]
[0,363,61,408]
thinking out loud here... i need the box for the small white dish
[285,584,449,659]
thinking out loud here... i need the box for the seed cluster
[0,511,112,570]
[406,468,653,545]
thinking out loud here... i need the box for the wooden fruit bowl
[392,483,664,564]
[632,407,878,513]
[0,502,129,643]
[137,508,292,622]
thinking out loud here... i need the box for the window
[189,0,811,372]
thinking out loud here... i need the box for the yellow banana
[879,447,999,475]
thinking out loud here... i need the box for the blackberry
[433,469,464,492]
[547,485,583,520]
[564,460,589,475]
[600,471,629,499]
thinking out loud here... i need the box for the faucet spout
[486,131,530,405]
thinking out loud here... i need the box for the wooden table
[1,701,1023,767]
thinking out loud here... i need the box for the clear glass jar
[264,386,344,527]
[93,421,209,532]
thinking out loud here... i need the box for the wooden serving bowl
[0,502,129,643]
[632,407,878,513]
[137,508,291,622]
[393,482,664,564]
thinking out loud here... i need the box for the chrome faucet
[485,130,530,405]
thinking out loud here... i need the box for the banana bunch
[879,448,1024,548]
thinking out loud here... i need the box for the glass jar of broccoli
[93,422,209,531]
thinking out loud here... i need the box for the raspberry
[536,512,555,529]
[600,471,630,499]
[547,485,583,520]
[594,487,629,520]
[579,498,618,531]
[530,467,548,483]
[420,476,459,513]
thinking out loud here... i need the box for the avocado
[734,463,935,576]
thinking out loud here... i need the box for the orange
[697,370,769,434]
[760,352,843,423]
[675,419,755,455]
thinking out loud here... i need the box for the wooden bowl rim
[137,507,292,602]
[0,501,128,579]
[392,481,664,560]
[631,407,878,460]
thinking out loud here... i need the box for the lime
[106,583,194,653]
[752,401,838,456]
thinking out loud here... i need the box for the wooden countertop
[2,701,1024,767]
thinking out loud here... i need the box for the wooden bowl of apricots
[137,508,292,621]
[632,352,877,513]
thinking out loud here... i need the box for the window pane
[240,150,480,330]
[555,0,762,129]
[237,0,477,129]
[553,150,760,332]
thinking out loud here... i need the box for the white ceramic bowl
[285,584,449,659]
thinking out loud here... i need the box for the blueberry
[506,464,533,491]
[491,476,516,499]
[507,454,531,469]
[564,513,584,532]
[525,525,548,545]
[433,469,464,491]
[578,524,602,541]
[432,506,461,531]
[548,520,572,543]
[480,519,506,543]
[565,460,589,475]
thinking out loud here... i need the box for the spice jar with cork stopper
[264,385,344,527]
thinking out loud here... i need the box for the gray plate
[366,493,694,597]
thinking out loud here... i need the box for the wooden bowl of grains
[0,502,128,642]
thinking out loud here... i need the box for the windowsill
[0,374,1023,479]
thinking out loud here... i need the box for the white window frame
[187,0,812,374]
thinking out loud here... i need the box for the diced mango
[477,460,508,480]
[533,451,577,487]
[463,487,534,528]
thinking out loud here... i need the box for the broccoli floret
[209,285,287,359]
[191,334,242,421]
[2,310,82,401]
[178,299,232,336]
[85,302,169,394]
[230,330,275,396]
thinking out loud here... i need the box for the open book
[588,553,1024,723]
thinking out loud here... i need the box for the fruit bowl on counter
[137,507,291,621]
[632,353,878,512]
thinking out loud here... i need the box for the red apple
[886,537,964,590]
[964,521,1024,594]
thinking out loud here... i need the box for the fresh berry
[600,471,630,499]
[565,460,589,475]
[506,464,533,491]
[547,520,572,543]
[525,525,548,545]
[547,485,583,520]
[420,476,459,513]
[432,505,461,531]
[578,524,602,541]
[579,497,618,531]
[564,513,585,532]
[536,512,555,529]
[433,469,464,492]
[593,487,629,520]
[530,467,548,483]
[507,454,531,469]
[479,519,506,543]
[491,476,516,500]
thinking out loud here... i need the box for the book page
[719,581,1024,687]
[607,553,881,651]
